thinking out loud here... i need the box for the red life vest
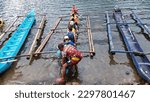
[72,5,78,14]
[64,45,82,64]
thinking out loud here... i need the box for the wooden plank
[36,16,46,41]
[0,17,19,40]
[27,16,46,63]
[35,17,62,54]
[27,16,46,56]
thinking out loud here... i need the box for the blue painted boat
[113,9,150,83]
[0,10,35,73]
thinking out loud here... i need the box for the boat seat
[18,28,29,31]
[3,50,15,53]
[7,44,18,47]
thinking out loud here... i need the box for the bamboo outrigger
[27,15,46,64]
[131,10,150,37]
[106,8,150,83]
[35,17,62,54]
[86,16,95,57]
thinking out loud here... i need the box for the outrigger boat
[55,6,80,85]
[0,10,35,73]
[69,5,80,42]
[106,8,150,83]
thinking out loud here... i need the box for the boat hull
[113,9,150,83]
[0,10,35,73]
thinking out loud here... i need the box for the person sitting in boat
[74,14,79,24]
[56,43,83,84]
[64,35,75,46]
[68,18,78,36]
[67,27,76,43]
[70,13,74,20]
[72,5,78,14]
[56,35,75,59]
[68,18,75,29]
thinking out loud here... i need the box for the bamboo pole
[106,12,114,52]
[0,17,19,40]
[0,50,91,61]
[35,17,62,54]
[27,15,46,63]
[86,16,95,57]
[131,10,150,36]
[106,22,147,25]
[87,16,95,55]
[0,59,17,63]
[36,15,46,41]
[86,16,92,56]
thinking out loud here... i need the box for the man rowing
[56,43,83,84]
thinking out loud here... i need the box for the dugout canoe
[0,10,35,73]
[113,8,150,83]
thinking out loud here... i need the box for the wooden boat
[56,6,80,85]
[113,8,150,83]
[0,10,35,73]
[68,5,80,43]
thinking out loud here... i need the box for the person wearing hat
[64,35,75,46]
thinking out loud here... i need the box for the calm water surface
[0,0,150,84]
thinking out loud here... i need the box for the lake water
[0,0,150,85]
